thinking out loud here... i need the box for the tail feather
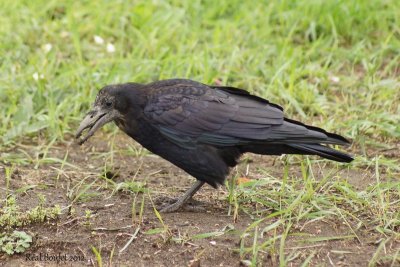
[242,143,354,163]
[284,118,351,146]
[288,143,353,163]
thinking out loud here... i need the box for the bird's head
[75,85,130,145]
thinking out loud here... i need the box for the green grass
[0,0,399,265]
[232,158,399,261]
[1,0,399,147]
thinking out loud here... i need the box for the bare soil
[0,133,399,266]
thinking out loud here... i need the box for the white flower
[329,76,340,83]
[106,43,115,53]
[42,43,52,53]
[32,72,44,81]
[209,240,216,245]
[94,35,104,45]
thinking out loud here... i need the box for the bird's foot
[160,200,206,213]
[154,196,206,213]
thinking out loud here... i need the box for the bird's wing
[143,82,286,147]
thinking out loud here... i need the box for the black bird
[76,79,353,212]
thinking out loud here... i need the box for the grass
[0,194,60,229]
[0,0,399,266]
[232,158,399,262]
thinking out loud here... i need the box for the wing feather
[143,80,335,147]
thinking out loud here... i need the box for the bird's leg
[159,180,205,213]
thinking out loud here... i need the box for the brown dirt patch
[0,133,399,266]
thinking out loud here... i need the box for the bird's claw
[154,196,178,206]
[155,196,206,213]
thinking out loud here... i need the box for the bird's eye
[105,101,112,107]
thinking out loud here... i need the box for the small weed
[0,231,32,255]
[83,209,93,227]
[131,193,145,225]
[113,181,148,194]
[0,195,61,229]
[91,246,103,267]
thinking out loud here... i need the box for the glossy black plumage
[77,79,353,189]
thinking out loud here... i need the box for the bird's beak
[75,106,119,145]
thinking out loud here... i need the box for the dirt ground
[0,133,399,266]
